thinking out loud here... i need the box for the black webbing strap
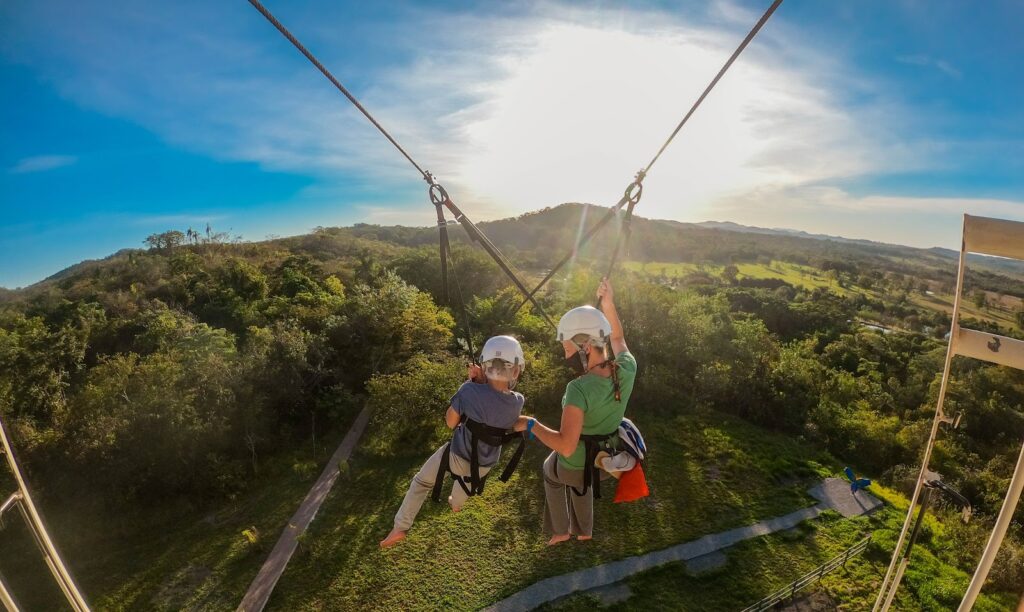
[434,200,449,306]
[600,199,638,297]
[432,443,456,502]
[433,194,476,358]
[469,426,483,496]
[498,434,526,482]
[571,432,617,499]
[429,179,557,331]
[431,418,525,502]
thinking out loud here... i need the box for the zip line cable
[248,0,780,327]
[641,0,783,176]
[512,0,783,313]
[447,244,477,359]
[247,0,556,332]
[246,0,428,181]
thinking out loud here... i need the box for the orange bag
[613,463,649,503]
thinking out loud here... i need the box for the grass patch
[625,261,849,295]
[545,485,1017,612]
[266,408,840,610]
[8,404,1017,611]
[627,259,1022,330]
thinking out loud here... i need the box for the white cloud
[8,154,77,174]
[897,54,962,79]
[2,3,902,191]
[5,0,1017,251]
[712,184,1024,250]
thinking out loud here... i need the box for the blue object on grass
[844,466,872,493]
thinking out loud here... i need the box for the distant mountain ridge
[12,202,1024,290]
[692,220,890,247]
[692,219,1024,277]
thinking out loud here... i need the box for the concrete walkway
[237,405,372,612]
[483,478,881,611]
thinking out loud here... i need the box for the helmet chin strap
[577,349,590,373]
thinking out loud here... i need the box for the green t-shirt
[559,351,638,470]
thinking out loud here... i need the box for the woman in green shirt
[523,279,637,545]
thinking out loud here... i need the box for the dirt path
[236,405,372,612]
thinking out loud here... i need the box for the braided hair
[572,335,621,402]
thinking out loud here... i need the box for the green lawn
[627,260,1023,331]
[266,407,846,610]
[8,403,1017,611]
[543,483,1017,612]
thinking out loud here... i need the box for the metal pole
[0,573,20,612]
[874,218,968,611]
[0,416,89,612]
[958,438,1024,610]
[882,488,933,612]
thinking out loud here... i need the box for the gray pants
[393,443,491,531]
[543,451,596,538]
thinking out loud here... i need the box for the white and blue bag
[618,417,647,462]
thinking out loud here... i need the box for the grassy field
[263,402,1014,611]
[266,407,838,610]
[625,261,853,295]
[627,260,1024,330]
[543,484,1017,612]
[11,403,1018,611]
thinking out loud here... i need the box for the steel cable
[247,0,430,181]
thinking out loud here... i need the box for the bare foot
[447,496,461,512]
[547,534,571,546]
[379,529,407,548]
[576,535,593,542]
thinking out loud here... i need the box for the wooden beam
[963,214,1024,261]
[954,327,1024,370]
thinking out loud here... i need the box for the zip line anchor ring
[625,182,643,205]
[429,182,450,207]
[624,170,646,206]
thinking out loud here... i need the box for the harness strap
[431,443,453,503]
[498,434,526,482]
[431,418,524,503]
[570,432,617,498]
[469,427,483,495]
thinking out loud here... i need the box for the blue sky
[2,0,1022,288]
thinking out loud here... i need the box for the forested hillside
[1,204,1022,610]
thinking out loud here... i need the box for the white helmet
[480,335,525,382]
[557,306,611,348]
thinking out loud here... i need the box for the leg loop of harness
[431,443,452,503]
[570,434,615,498]
[433,421,523,503]
[469,430,483,495]
[498,434,526,483]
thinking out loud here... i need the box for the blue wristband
[526,418,536,440]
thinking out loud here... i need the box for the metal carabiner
[624,169,646,206]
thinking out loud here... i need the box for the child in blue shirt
[381,335,526,548]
